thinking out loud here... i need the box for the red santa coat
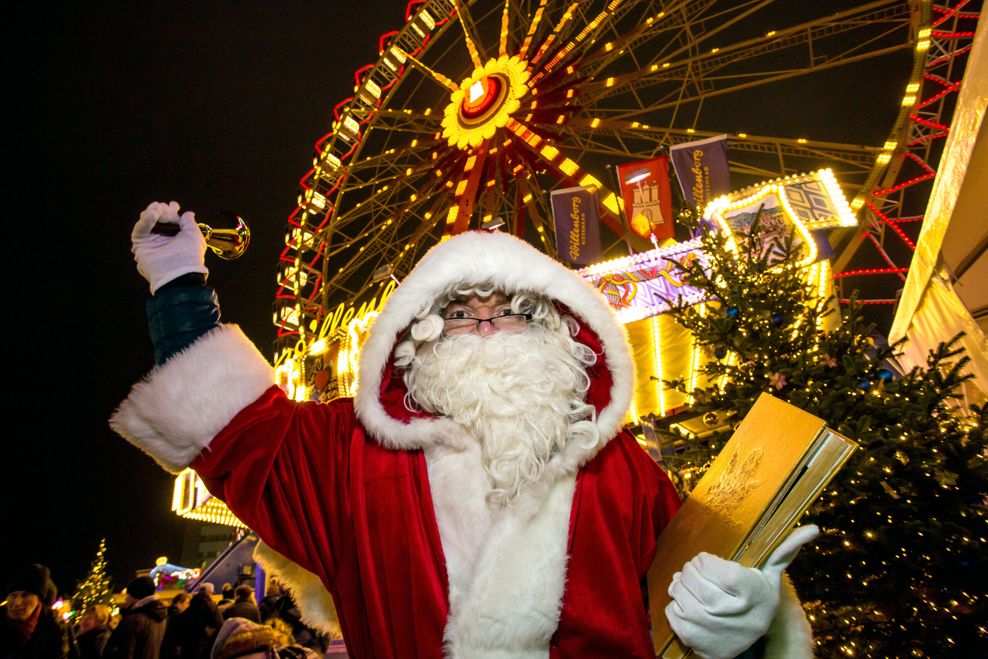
[190,385,680,658]
[111,231,811,658]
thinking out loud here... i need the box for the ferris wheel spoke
[441,144,490,234]
[451,0,487,67]
[582,0,911,109]
[506,117,627,237]
[527,1,581,67]
[568,0,718,82]
[528,0,644,85]
[368,108,443,135]
[344,141,437,179]
[518,0,550,60]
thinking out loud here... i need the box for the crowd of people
[2,564,327,659]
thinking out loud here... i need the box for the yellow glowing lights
[441,55,530,149]
[559,159,579,177]
[340,115,360,139]
[651,316,666,416]
[703,169,856,268]
[468,80,486,103]
[322,152,342,171]
[917,26,931,52]
[172,468,247,528]
[590,118,602,128]
[541,145,560,160]
[600,192,621,216]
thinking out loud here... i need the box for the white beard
[404,325,597,508]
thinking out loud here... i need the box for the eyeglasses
[442,312,533,334]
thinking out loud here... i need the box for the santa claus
[112,202,816,658]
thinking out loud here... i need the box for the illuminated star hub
[442,55,530,149]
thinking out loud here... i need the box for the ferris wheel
[271,0,979,386]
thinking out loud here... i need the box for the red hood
[353,231,635,471]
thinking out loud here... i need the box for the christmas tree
[660,215,988,657]
[73,538,114,613]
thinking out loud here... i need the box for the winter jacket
[1,605,77,659]
[104,598,166,659]
[75,626,110,659]
[220,603,258,624]
[169,594,221,659]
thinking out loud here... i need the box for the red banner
[617,156,674,241]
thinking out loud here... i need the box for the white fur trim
[764,575,815,658]
[252,542,342,639]
[355,231,634,470]
[424,444,575,659]
[109,325,276,472]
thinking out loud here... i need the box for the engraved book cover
[648,393,858,657]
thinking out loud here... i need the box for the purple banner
[551,186,602,265]
[669,135,732,209]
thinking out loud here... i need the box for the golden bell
[199,216,250,260]
[151,213,250,260]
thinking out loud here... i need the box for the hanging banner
[669,135,732,209]
[550,186,602,265]
[616,156,675,241]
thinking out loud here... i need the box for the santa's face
[442,293,529,337]
[403,290,598,507]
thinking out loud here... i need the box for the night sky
[7,1,912,596]
[8,0,400,593]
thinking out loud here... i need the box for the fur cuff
[109,325,276,472]
[253,542,342,638]
[764,575,814,658]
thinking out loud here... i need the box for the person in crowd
[75,606,111,659]
[210,619,316,659]
[1,564,76,659]
[220,589,257,625]
[170,588,220,659]
[213,590,231,618]
[104,578,165,659]
[159,594,188,659]
[255,584,281,625]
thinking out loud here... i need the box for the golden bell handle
[150,212,250,260]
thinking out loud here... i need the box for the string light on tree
[659,211,987,657]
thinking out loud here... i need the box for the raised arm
[110,201,358,584]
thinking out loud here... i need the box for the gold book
[648,393,858,658]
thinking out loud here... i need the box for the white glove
[131,201,208,294]
[665,524,819,659]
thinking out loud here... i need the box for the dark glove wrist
[147,278,220,365]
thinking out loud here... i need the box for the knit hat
[7,564,56,605]
[126,576,156,600]
[212,618,279,659]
